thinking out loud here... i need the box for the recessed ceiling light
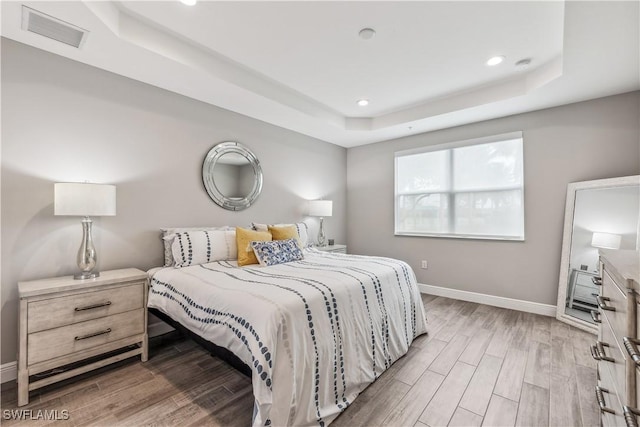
[180,0,197,5]
[486,56,505,66]
[357,99,369,107]
[359,28,376,40]
[515,58,532,68]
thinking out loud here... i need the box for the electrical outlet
[421,260,428,269]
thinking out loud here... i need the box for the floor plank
[515,383,550,427]
[429,334,470,375]
[493,347,528,402]
[523,340,551,390]
[394,339,447,385]
[575,365,600,427]
[531,315,552,344]
[334,379,410,426]
[459,354,503,416]
[418,362,475,426]
[381,369,445,426]
[549,372,583,427]
[551,336,576,378]
[448,407,483,427]
[571,327,597,369]
[458,328,494,367]
[482,394,519,427]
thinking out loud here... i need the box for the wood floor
[1,295,599,427]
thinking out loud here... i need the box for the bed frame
[148,308,252,378]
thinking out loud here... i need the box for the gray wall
[1,39,346,364]
[347,91,640,306]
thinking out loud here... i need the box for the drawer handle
[592,277,603,286]
[590,344,600,361]
[595,386,616,414]
[624,406,640,427]
[74,301,112,312]
[75,328,112,341]
[596,296,615,311]
[591,341,614,362]
[623,337,640,365]
[590,310,601,323]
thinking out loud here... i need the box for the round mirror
[202,142,263,211]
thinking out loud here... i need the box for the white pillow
[252,222,310,247]
[162,226,233,267]
[171,229,237,268]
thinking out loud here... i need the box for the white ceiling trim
[87,1,566,132]
[1,1,638,147]
[86,1,346,128]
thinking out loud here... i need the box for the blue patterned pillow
[251,239,304,267]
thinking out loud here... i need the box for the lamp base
[74,271,100,280]
[317,217,327,247]
[75,216,99,281]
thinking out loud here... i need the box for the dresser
[17,268,148,406]
[568,268,599,310]
[593,250,640,427]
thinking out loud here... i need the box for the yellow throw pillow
[269,225,299,241]
[236,227,272,266]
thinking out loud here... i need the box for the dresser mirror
[556,175,640,332]
[202,141,263,211]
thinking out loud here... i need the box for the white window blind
[395,132,525,240]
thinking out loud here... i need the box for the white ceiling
[2,1,638,148]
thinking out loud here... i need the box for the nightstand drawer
[574,283,597,305]
[28,282,145,333]
[28,309,144,365]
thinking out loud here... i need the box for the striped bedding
[147,249,428,426]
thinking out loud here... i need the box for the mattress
[147,249,428,426]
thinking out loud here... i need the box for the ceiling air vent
[21,6,89,48]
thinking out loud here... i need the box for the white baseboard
[418,283,556,317]
[1,322,175,385]
[1,361,17,384]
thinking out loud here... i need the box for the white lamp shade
[308,200,333,217]
[55,183,116,216]
[591,232,622,249]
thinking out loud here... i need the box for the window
[395,132,524,240]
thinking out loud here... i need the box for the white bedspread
[147,249,427,426]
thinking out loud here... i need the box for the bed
[147,247,427,426]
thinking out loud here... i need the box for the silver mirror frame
[556,175,640,333]
[202,141,263,211]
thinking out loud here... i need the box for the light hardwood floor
[1,295,599,426]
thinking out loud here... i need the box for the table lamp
[591,231,622,250]
[54,183,116,279]
[308,200,332,247]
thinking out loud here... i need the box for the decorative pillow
[268,225,302,248]
[161,226,232,266]
[251,239,304,267]
[171,229,237,268]
[253,222,310,247]
[236,227,272,266]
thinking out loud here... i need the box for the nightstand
[17,268,148,406]
[315,244,347,254]
[567,268,598,310]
